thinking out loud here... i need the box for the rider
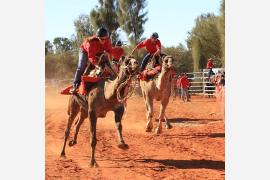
[111,40,125,63]
[110,40,125,73]
[206,58,214,80]
[129,32,161,72]
[69,27,113,94]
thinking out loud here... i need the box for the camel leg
[114,106,128,149]
[60,98,80,157]
[89,111,98,168]
[164,114,172,129]
[123,100,128,119]
[155,99,170,134]
[145,96,154,132]
[69,110,87,146]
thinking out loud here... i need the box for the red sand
[46,87,224,180]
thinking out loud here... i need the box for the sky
[45,0,221,47]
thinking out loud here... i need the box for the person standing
[206,58,214,80]
[178,73,191,102]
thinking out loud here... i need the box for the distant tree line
[45,0,224,79]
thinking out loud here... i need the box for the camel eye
[165,59,168,63]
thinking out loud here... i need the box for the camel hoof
[165,123,173,129]
[118,143,129,149]
[60,152,66,158]
[145,127,152,132]
[69,140,77,146]
[155,128,162,134]
[90,160,99,168]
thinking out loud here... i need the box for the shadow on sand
[101,158,225,171]
[136,159,225,170]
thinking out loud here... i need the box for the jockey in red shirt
[177,73,191,102]
[129,32,161,72]
[70,27,113,94]
[206,58,214,79]
[111,40,125,63]
[110,40,125,73]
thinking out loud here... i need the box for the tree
[163,43,193,73]
[53,37,73,54]
[73,14,95,48]
[117,0,148,46]
[45,40,53,55]
[187,13,222,70]
[217,0,225,67]
[90,0,120,44]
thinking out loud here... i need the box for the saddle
[140,55,162,81]
[60,53,116,95]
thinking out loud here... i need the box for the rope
[116,74,138,103]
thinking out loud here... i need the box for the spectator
[206,58,214,80]
[177,73,191,102]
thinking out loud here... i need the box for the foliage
[117,0,148,46]
[163,44,193,74]
[53,37,73,54]
[90,0,120,44]
[186,0,225,70]
[45,40,53,55]
[73,14,95,49]
[45,52,77,79]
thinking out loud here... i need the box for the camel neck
[157,69,171,91]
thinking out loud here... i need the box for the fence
[186,68,224,97]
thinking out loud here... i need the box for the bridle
[116,57,138,103]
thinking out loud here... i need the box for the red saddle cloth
[60,76,102,95]
[140,65,161,81]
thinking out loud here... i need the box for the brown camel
[140,54,175,134]
[60,57,139,167]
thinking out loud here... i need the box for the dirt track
[45,87,224,180]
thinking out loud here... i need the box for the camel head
[161,55,174,72]
[119,56,139,76]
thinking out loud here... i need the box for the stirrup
[69,87,77,94]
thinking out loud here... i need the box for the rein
[116,60,137,103]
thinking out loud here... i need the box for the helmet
[115,40,122,46]
[96,27,108,37]
[151,32,159,39]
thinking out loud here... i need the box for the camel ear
[161,55,167,62]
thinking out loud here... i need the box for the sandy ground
[45,86,224,180]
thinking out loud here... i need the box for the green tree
[163,43,193,74]
[73,14,95,48]
[90,0,120,44]
[187,13,222,70]
[117,0,148,46]
[53,37,73,54]
[45,40,53,55]
[217,0,225,67]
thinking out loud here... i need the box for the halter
[116,57,138,103]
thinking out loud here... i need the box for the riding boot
[69,83,79,94]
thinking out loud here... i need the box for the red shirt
[136,38,161,54]
[111,47,125,61]
[80,35,113,65]
[206,61,213,69]
[178,76,190,89]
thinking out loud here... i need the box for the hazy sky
[45,0,221,47]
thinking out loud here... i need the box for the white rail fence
[186,68,224,97]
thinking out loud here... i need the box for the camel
[140,54,175,134]
[60,56,139,167]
